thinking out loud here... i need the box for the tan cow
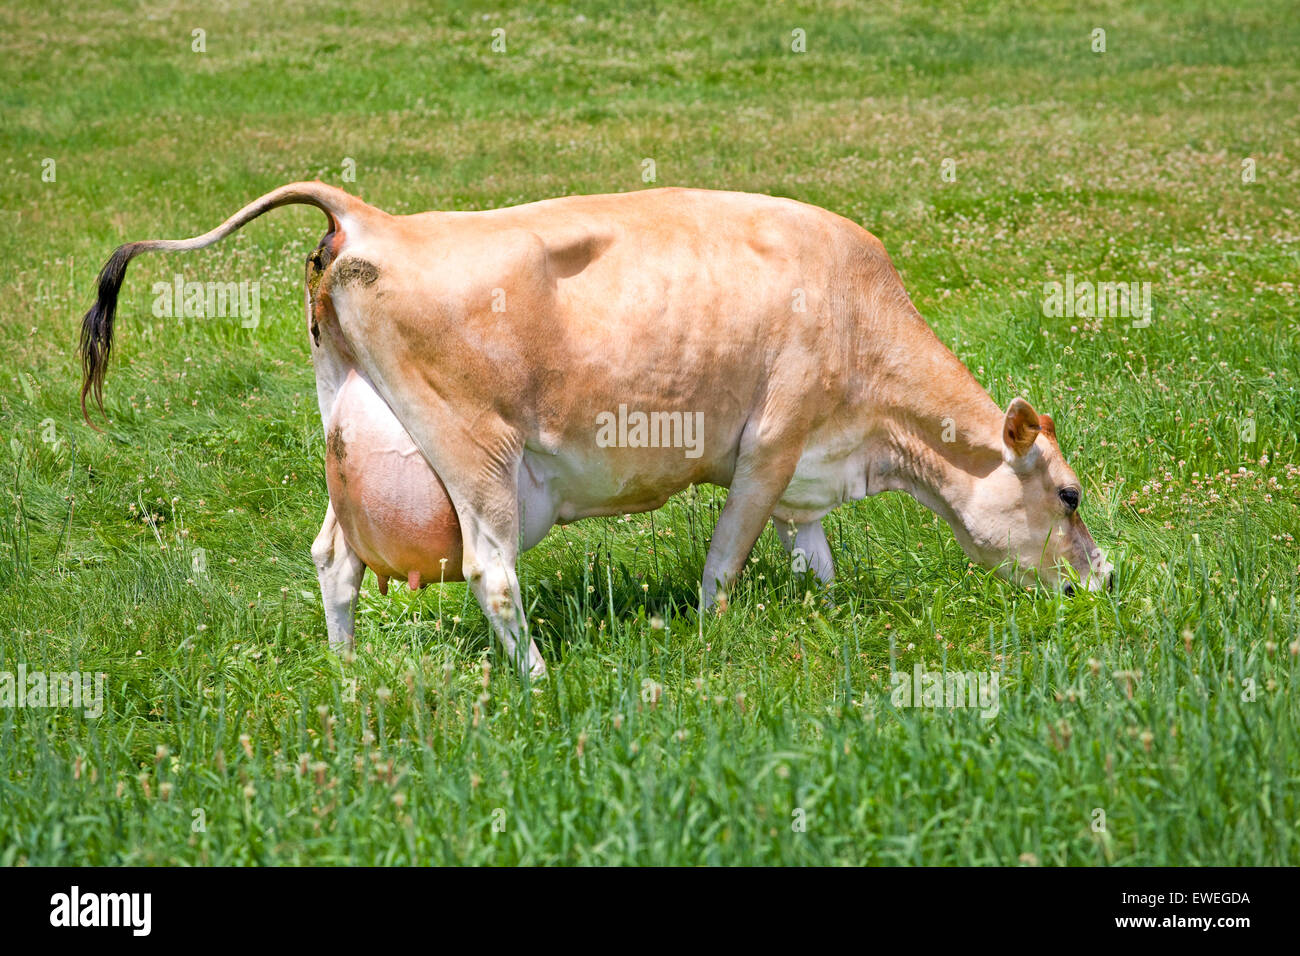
[80,182,1113,678]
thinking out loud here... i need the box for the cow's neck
[865,322,1004,541]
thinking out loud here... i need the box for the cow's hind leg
[404,427,548,679]
[330,334,549,677]
[460,515,547,680]
[312,501,365,651]
[773,517,835,585]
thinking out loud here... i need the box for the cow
[80,182,1113,679]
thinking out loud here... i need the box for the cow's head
[955,398,1113,592]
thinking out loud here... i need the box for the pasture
[0,0,1297,864]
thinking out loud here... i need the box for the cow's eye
[1058,487,1080,512]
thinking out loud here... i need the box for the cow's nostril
[1062,582,1076,597]
[1106,571,1115,592]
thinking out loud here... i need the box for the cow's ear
[1003,397,1041,458]
[1038,412,1056,441]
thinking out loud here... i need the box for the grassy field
[1,0,1297,865]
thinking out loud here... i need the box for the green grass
[1,0,1297,864]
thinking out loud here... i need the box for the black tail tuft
[75,181,362,425]
[79,242,139,425]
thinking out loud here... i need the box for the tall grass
[0,0,1296,864]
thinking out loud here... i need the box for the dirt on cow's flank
[0,0,1296,865]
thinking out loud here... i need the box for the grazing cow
[80,182,1113,678]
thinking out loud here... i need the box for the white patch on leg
[774,518,835,584]
[464,545,547,679]
[312,504,364,651]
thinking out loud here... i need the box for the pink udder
[324,370,464,586]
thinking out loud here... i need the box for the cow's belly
[324,370,465,588]
[526,432,863,526]
[321,371,863,586]
[530,449,715,523]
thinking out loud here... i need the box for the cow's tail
[79,181,374,425]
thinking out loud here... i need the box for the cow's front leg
[701,435,802,609]
[312,501,365,651]
[773,517,835,585]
